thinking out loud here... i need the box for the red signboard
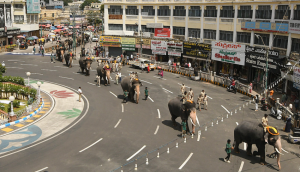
[154,28,170,38]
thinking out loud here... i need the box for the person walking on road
[200,90,205,98]
[187,88,194,101]
[115,73,119,85]
[255,95,259,111]
[181,120,187,138]
[203,94,208,110]
[123,90,129,103]
[262,114,269,143]
[145,87,149,101]
[78,87,82,102]
[33,46,36,55]
[50,53,55,63]
[197,94,203,111]
[147,64,150,73]
[181,83,186,97]
[41,47,44,57]
[224,139,233,163]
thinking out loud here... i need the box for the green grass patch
[0,99,27,113]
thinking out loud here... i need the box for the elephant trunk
[135,85,140,104]
[274,137,282,170]
[106,70,111,85]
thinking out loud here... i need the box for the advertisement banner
[152,50,166,55]
[151,40,167,51]
[100,36,121,43]
[27,0,41,14]
[294,67,300,90]
[136,44,151,49]
[0,4,4,28]
[102,43,121,47]
[241,21,288,33]
[121,37,135,45]
[109,15,122,19]
[183,42,211,58]
[5,4,11,27]
[168,51,181,57]
[167,42,183,52]
[211,41,245,66]
[154,28,171,38]
[135,38,151,49]
[289,20,300,34]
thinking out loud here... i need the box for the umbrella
[87,26,93,28]
[75,26,80,28]
[31,36,38,39]
[57,25,62,28]
[63,28,68,30]
[54,29,62,32]
[69,26,73,28]
[45,25,51,28]
[42,25,46,27]
[17,35,25,38]
[26,37,35,41]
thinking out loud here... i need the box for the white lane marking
[79,138,103,153]
[148,96,154,102]
[126,145,146,161]
[177,83,190,88]
[157,109,161,118]
[5,67,23,69]
[244,143,247,150]
[154,125,159,135]
[236,122,239,125]
[35,167,48,172]
[40,61,50,63]
[41,69,57,71]
[221,105,230,113]
[20,64,37,66]
[122,104,124,112]
[87,82,96,86]
[59,76,74,80]
[31,73,44,75]
[162,88,173,94]
[178,153,193,170]
[114,119,122,128]
[238,161,244,172]
[109,91,117,98]
[140,79,152,84]
[207,96,213,99]
[73,72,80,74]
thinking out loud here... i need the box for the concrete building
[40,0,64,9]
[84,2,103,13]
[40,9,66,25]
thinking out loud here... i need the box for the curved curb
[0,100,45,129]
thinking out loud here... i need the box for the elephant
[121,76,142,104]
[97,62,111,86]
[168,97,198,134]
[234,121,284,170]
[79,57,92,76]
[64,53,73,68]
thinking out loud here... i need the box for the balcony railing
[142,16,155,19]
[204,18,216,22]
[189,17,200,21]
[158,16,170,20]
[174,16,185,21]
[220,18,234,23]
[174,0,186,1]
[142,0,154,1]
[14,8,23,11]
[126,15,138,19]
[189,0,202,1]
[158,0,170,2]
[126,0,138,2]
[106,0,122,2]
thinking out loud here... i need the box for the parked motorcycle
[227,85,237,94]
[270,106,282,120]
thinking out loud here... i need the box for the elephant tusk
[275,148,284,155]
[281,148,289,153]
[190,117,196,126]
[195,115,200,127]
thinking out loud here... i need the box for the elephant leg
[81,68,84,73]
[171,115,177,127]
[247,143,253,156]
[234,140,241,153]
[255,143,266,165]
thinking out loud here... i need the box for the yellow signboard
[121,37,135,44]
[100,36,121,43]
[135,38,151,45]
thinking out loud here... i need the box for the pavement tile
[14,124,24,127]
[25,120,34,122]
[1,128,13,132]
[34,115,41,118]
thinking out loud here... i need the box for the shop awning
[183,55,211,62]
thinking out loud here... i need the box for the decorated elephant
[64,53,73,68]
[168,97,198,134]
[79,57,92,76]
[97,62,111,86]
[234,121,285,170]
[121,76,142,104]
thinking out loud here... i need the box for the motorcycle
[227,85,237,94]
[261,98,268,111]
[270,106,282,120]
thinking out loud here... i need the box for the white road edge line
[148,96,154,102]
[140,79,152,84]
[178,153,193,170]
[162,88,173,94]
[35,167,48,172]
[221,105,230,113]
[87,82,96,85]
[126,145,146,161]
[157,109,161,118]
[207,96,213,99]
[238,161,244,172]
[154,125,159,135]
[31,73,44,75]
[59,76,74,80]
[79,138,103,153]
[122,104,124,112]
[109,91,117,98]
[236,122,239,125]
[114,119,122,128]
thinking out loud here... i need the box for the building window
[14,15,24,23]
[273,35,288,49]
[219,30,233,42]
[254,33,269,46]
[109,24,123,30]
[256,5,272,19]
[173,27,185,35]
[189,6,201,17]
[204,29,216,39]
[52,13,55,17]
[220,6,234,18]
[204,6,217,17]
[275,5,290,19]
[173,6,185,16]
[126,25,138,31]
[14,4,23,9]
[126,6,138,15]
[294,5,300,20]
[158,6,170,16]
[142,6,155,16]
[141,25,154,33]
[238,5,252,18]
[188,28,200,38]
[291,38,300,52]
[237,32,251,43]
[108,6,122,15]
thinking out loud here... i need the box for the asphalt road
[0,53,299,172]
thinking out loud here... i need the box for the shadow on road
[162,120,181,132]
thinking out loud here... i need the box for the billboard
[241,21,288,33]
[27,0,41,14]
[121,37,135,51]
[151,40,167,51]
[0,4,4,28]
[289,20,300,34]
[183,42,211,58]
[154,28,170,38]
[5,4,11,27]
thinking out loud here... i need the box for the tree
[100,4,104,13]
[80,0,100,10]
[63,0,73,6]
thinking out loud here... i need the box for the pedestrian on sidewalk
[33,46,36,55]
[181,120,187,138]
[41,47,44,57]
[144,87,148,100]
[78,87,82,102]
[224,139,233,163]
[255,95,259,111]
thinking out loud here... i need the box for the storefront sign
[168,51,181,57]
[136,38,151,49]
[152,50,166,55]
[211,41,245,66]
[136,44,151,49]
[27,0,41,14]
[293,67,300,84]
[7,29,20,35]
[167,42,183,52]
[121,37,135,51]
[289,20,300,34]
[183,42,211,58]
[241,21,288,33]
[0,31,5,37]
[0,4,4,28]
[245,45,279,57]
[154,28,170,38]
[109,14,122,19]
[151,40,167,51]
[100,36,121,43]
[102,43,121,47]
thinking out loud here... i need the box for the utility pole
[140,30,143,59]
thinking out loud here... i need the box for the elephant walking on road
[121,76,142,104]
[79,57,92,76]
[97,62,111,86]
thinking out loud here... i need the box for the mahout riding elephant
[64,53,73,68]
[97,62,111,86]
[79,57,92,76]
[121,76,142,104]
[168,97,198,134]
[234,121,284,170]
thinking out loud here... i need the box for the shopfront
[151,40,168,62]
[167,42,183,64]
[121,37,135,57]
[211,41,246,80]
[0,27,20,46]
[183,42,211,71]
[135,38,152,57]
[100,36,122,57]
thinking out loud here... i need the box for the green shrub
[13,100,20,108]
[0,76,24,85]
[0,103,5,111]
[30,88,37,99]
[0,64,5,74]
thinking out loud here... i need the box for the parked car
[92,37,99,42]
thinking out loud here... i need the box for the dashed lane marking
[41,69,57,71]
[238,161,244,172]
[207,96,213,99]
[162,88,173,94]
[5,67,23,69]
[140,79,152,85]
[148,96,154,102]
[79,138,103,153]
[221,105,230,114]
[26,120,34,122]
[35,167,48,172]
[126,145,146,161]
[154,125,159,135]
[114,119,122,128]
[59,76,74,80]
[178,153,193,170]
[34,115,41,118]
[236,122,239,125]
[157,109,161,118]
[20,64,37,66]
[122,104,124,113]
[109,91,117,98]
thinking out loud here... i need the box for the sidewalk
[0,81,84,154]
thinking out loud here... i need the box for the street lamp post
[9,96,15,117]
[140,30,143,59]
[26,72,31,86]
[37,81,42,100]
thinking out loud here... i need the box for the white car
[92,37,99,42]
[130,58,155,70]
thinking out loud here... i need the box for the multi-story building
[40,8,66,25]
[84,2,103,13]
[40,0,64,9]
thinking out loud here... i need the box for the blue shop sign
[242,21,288,33]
